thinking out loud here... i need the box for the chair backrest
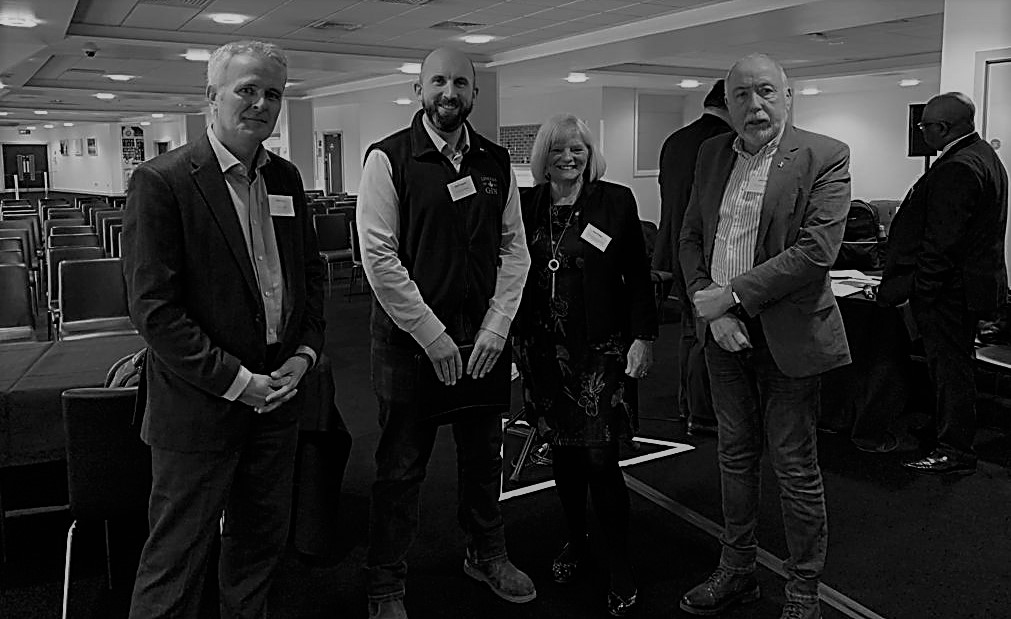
[349,219,362,266]
[49,225,93,237]
[0,264,34,339]
[49,233,101,248]
[59,257,130,326]
[46,207,85,220]
[0,217,41,265]
[1,199,32,208]
[41,198,71,207]
[314,213,350,251]
[47,246,106,306]
[101,215,124,255]
[87,207,117,227]
[62,387,151,519]
[0,236,24,255]
[0,249,25,265]
[44,219,88,239]
[0,227,35,268]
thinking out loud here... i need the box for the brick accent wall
[499,124,539,165]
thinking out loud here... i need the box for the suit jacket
[516,180,658,344]
[679,125,852,378]
[879,132,1008,312]
[653,112,733,299]
[122,135,326,451]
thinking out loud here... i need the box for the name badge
[745,174,767,194]
[580,223,612,252]
[268,194,295,217]
[447,176,477,202]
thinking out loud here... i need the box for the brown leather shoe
[367,598,408,619]
[903,450,976,475]
[463,555,537,603]
[780,599,821,619]
[679,567,760,615]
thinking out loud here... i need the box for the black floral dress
[514,193,636,447]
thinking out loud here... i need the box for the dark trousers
[912,294,979,461]
[128,415,298,618]
[679,308,715,423]
[705,334,826,603]
[365,397,507,602]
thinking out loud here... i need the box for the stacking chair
[0,237,24,258]
[46,246,106,338]
[313,213,352,295]
[44,219,87,238]
[41,197,71,208]
[99,215,124,256]
[0,263,34,341]
[89,207,119,228]
[304,189,324,201]
[61,387,151,619]
[1,216,42,265]
[45,206,85,220]
[49,225,93,237]
[106,223,123,257]
[57,257,136,340]
[347,219,367,298]
[0,250,25,265]
[50,233,101,249]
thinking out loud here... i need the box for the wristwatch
[731,288,742,307]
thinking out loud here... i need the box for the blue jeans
[365,396,507,602]
[705,335,827,603]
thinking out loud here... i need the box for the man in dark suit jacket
[879,92,1008,475]
[679,54,851,619]
[654,79,733,433]
[122,40,325,617]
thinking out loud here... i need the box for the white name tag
[745,174,767,194]
[447,176,477,202]
[268,194,295,217]
[580,223,612,252]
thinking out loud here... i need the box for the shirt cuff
[295,345,317,367]
[222,366,253,402]
[411,312,447,349]
[480,309,512,340]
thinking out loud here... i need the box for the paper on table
[831,281,866,297]
[830,269,867,279]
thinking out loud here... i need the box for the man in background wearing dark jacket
[653,80,732,434]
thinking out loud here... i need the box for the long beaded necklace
[547,188,580,299]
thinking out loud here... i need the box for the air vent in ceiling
[64,68,108,76]
[378,0,434,5]
[139,0,214,8]
[309,20,363,31]
[430,21,485,32]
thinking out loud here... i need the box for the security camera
[83,43,98,58]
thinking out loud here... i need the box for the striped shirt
[710,134,781,286]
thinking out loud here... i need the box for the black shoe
[607,589,638,617]
[852,433,898,453]
[687,419,718,437]
[551,542,582,584]
[680,567,760,616]
[903,450,976,475]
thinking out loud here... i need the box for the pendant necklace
[547,199,579,299]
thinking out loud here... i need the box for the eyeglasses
[917,120,946,132]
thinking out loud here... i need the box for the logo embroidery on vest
[479,176,499,195]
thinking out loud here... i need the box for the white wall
[940,0,1011,107]
[792,85,936,201]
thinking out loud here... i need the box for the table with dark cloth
[1,334,145,467]
[820,294,918,447]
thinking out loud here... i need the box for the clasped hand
[624,338,653,379]
[237,355,311,414]
[709,314,752,352]
[693,283,735,322]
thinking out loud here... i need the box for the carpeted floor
[3,280,1011,619]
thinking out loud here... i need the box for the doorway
[155,141,171,156]
[2,144,49,190]
[323,132,343,195]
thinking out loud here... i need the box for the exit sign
[18,129,30,135]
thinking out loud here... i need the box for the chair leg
[509,425,540,483]
[63,520,77,619]
[104,519,113,590]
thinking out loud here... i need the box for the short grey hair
[726,53,790,90]
[529,114,607,185]
[206,40,287,88]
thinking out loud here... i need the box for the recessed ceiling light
[899,78,921,87]
[678,79,701,89]
[183,49,212,62]
[800,87,821,96]
[63,122,74,126]
[0,15,39,28]
[462,34,494,44]
[94,92,116,100]
[105,74,136,81]
[210,13,248,25]
[394,98,413,105]
[34,110,48,115]
[27,126,37,130]
[140,121,151,126]
[399,63,421,75]
[152,113,165,118]
[43,124,54,129]
[564,72,589,83]
[0,112,8,116]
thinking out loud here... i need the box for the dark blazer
[653,112,733,296]
[879,132,1008,311]
[679,125,852,378]
[517,180,658,343]
[122,135,325,452]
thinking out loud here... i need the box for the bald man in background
[879,92,1008,475]
[356,47,533,619]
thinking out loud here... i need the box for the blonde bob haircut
[529,114,607,185]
